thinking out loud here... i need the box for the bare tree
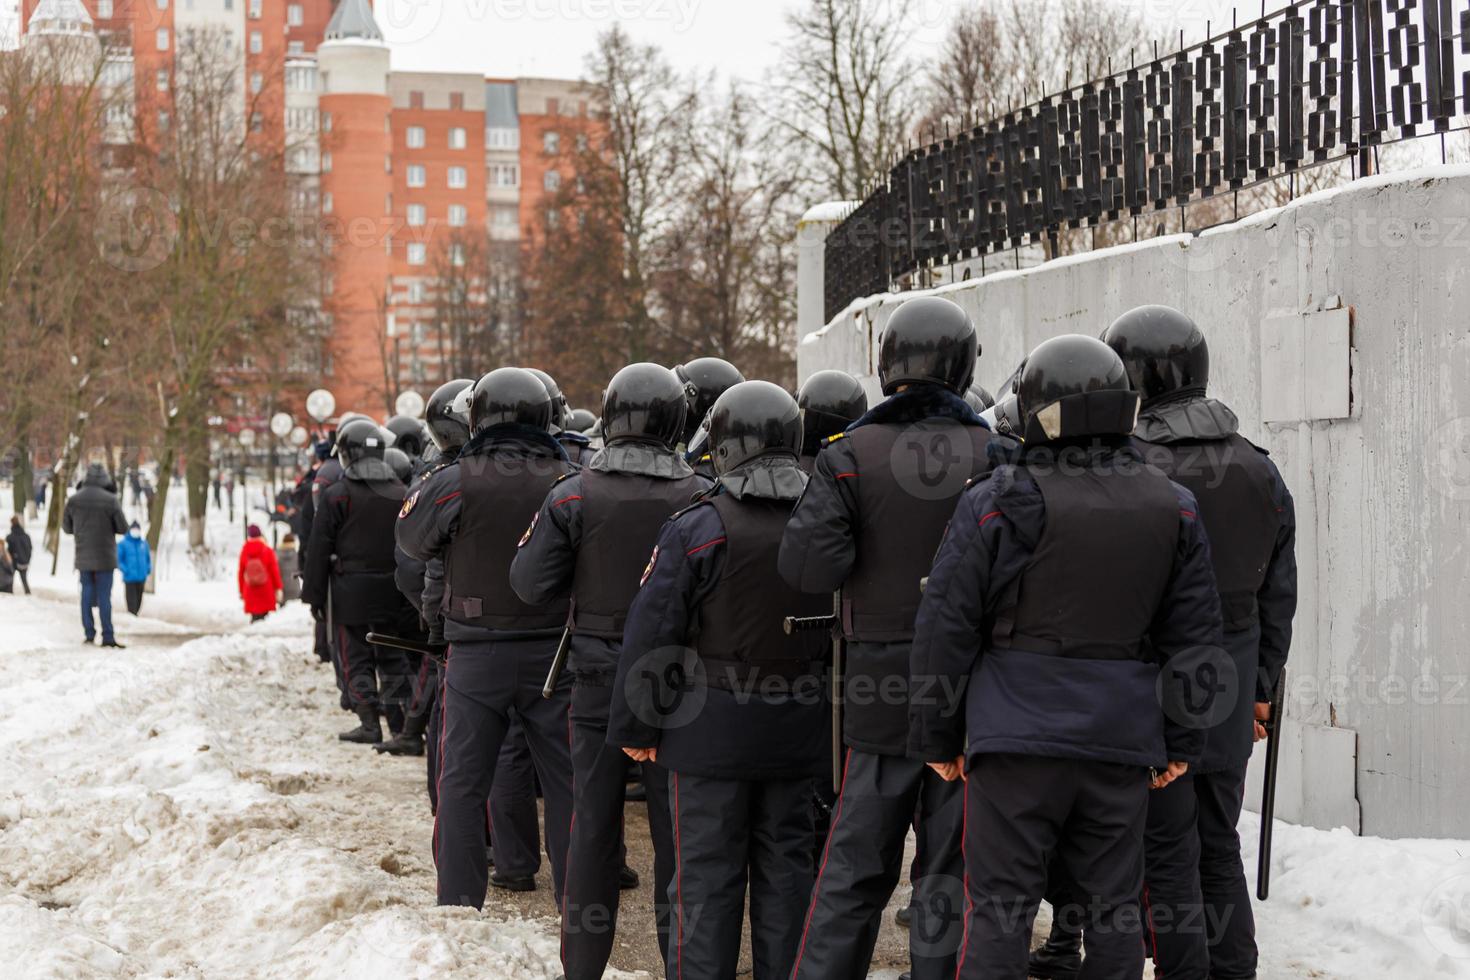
[770,0,911,201]
[582,26,696,363]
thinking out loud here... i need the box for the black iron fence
[824,0,1470,321]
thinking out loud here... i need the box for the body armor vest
[573,469,704,637]
[844,421,993,641]
[995,457,1179,659]
[1145,434,1280,631]
[334,478,403,575]
[695,494,828,689]
[448,454,571,630]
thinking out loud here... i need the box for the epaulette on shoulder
[1248,439,1271,456]
[823,432,847,446]
[552,470,577,485]
[670,486,719,522]
[698,453,712,464]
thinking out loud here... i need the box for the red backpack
[244,555,269,587]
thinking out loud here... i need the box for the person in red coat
[238,525,283,621]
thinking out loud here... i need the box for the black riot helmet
[1016,335,1139,444]
[525,368,570,429]
[877,296,979,396]
[708,380,802,476]
[980,391,1024,440]
[964,382,995,414]
[566,407,597,433]
[1101,304,1209,404]
[385,415,427,458]
[602,362,687,448]
[797,370,868,452]
[425,379,473,453]
[333,417,388,467]
[674,357,745,442]
[384,447,413,482]
[470,367,553,436]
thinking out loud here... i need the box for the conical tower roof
[28,0,95,36]
[324,0,384,42]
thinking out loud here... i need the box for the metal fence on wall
[824,0,1470,322]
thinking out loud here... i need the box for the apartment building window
[322,192,333,214]
[249,0,261,17]
[105,104,130,127]
[490,164,518,187]
[492,206,517,228]
[249,31,262,54]
[322,111,332,132]
[543,170,561,192]
[408,282,425,303]
[250,113,263,132]
[97,0,112,16]
[448,127,466,150]
[287,66,316,92]
[447,204,467,227]
[546,97,559,115]
[576,133,589,152]
[406,126,425,148]
[407,243,427,265]
[157,0,167,9]
[250,72,263,95]
[407,204,426,227]
[156,69,168,92]
[322,152,332,172]
[385,192,392,213]
[486,127,518,150]
[407,165,426,187]
[450,244,465,267]
[543,131,559,154]
[224,0,234,10]
[409,91,424,110]
[546,209,560,229]
[450,92,464,110]
[287,3,303,25]
[447,166,467,189]
[288,41,303,55]
[385,154,392,173]
[156,28,169,51]
[158,109,170,131]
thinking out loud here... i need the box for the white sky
[2,0,1253,83]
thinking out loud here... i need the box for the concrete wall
[797,165,1470,839]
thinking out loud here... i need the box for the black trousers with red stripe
[791,750,964,980]
[337,623,410,731]
[666,771,814,980]
[1143,764,1257,980]
[434,635,574,908]
[561,678,675,980]
[959,753,1148,980]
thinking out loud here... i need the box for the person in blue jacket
[909,334,1224,980]
[117,521,152,616]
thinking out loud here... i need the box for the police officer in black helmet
[1098,305,1297,980]
[509,362,710,979]
[795,369,868,474]
[528,367,594,465]
[675,356,744,478]
[609,380,829,980]
[302,418,418,745]
[396,367,577,909]
[909,333,1224,980]
[385,414,429,463]
[782,295,992,980]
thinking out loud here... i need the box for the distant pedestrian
[117,522,152,616]
[276,533,301,602]
[7,516,32,595]
[238,524,283,622]
[62,463,128,648]
[0,540,14,594]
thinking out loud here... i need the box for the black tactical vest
[843,421,993,641]
[447,453,572,630]
[335,479,403,575]
[572,469,705,637]
[694,494,828,689]
[1145,434,1280,631]
[994,456,1179,659]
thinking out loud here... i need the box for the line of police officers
[295,295,1295,980]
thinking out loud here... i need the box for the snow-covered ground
[2,486,1469,978]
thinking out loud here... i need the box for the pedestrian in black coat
[7,516,33,595]
[63,463,128,646]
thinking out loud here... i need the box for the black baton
[1256,667,1287,900]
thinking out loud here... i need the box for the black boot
[618,865,639,889]
[1028,920,1083,980]
[374,707,428,754]
[338,706,382,744]
[490,870,536,892]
